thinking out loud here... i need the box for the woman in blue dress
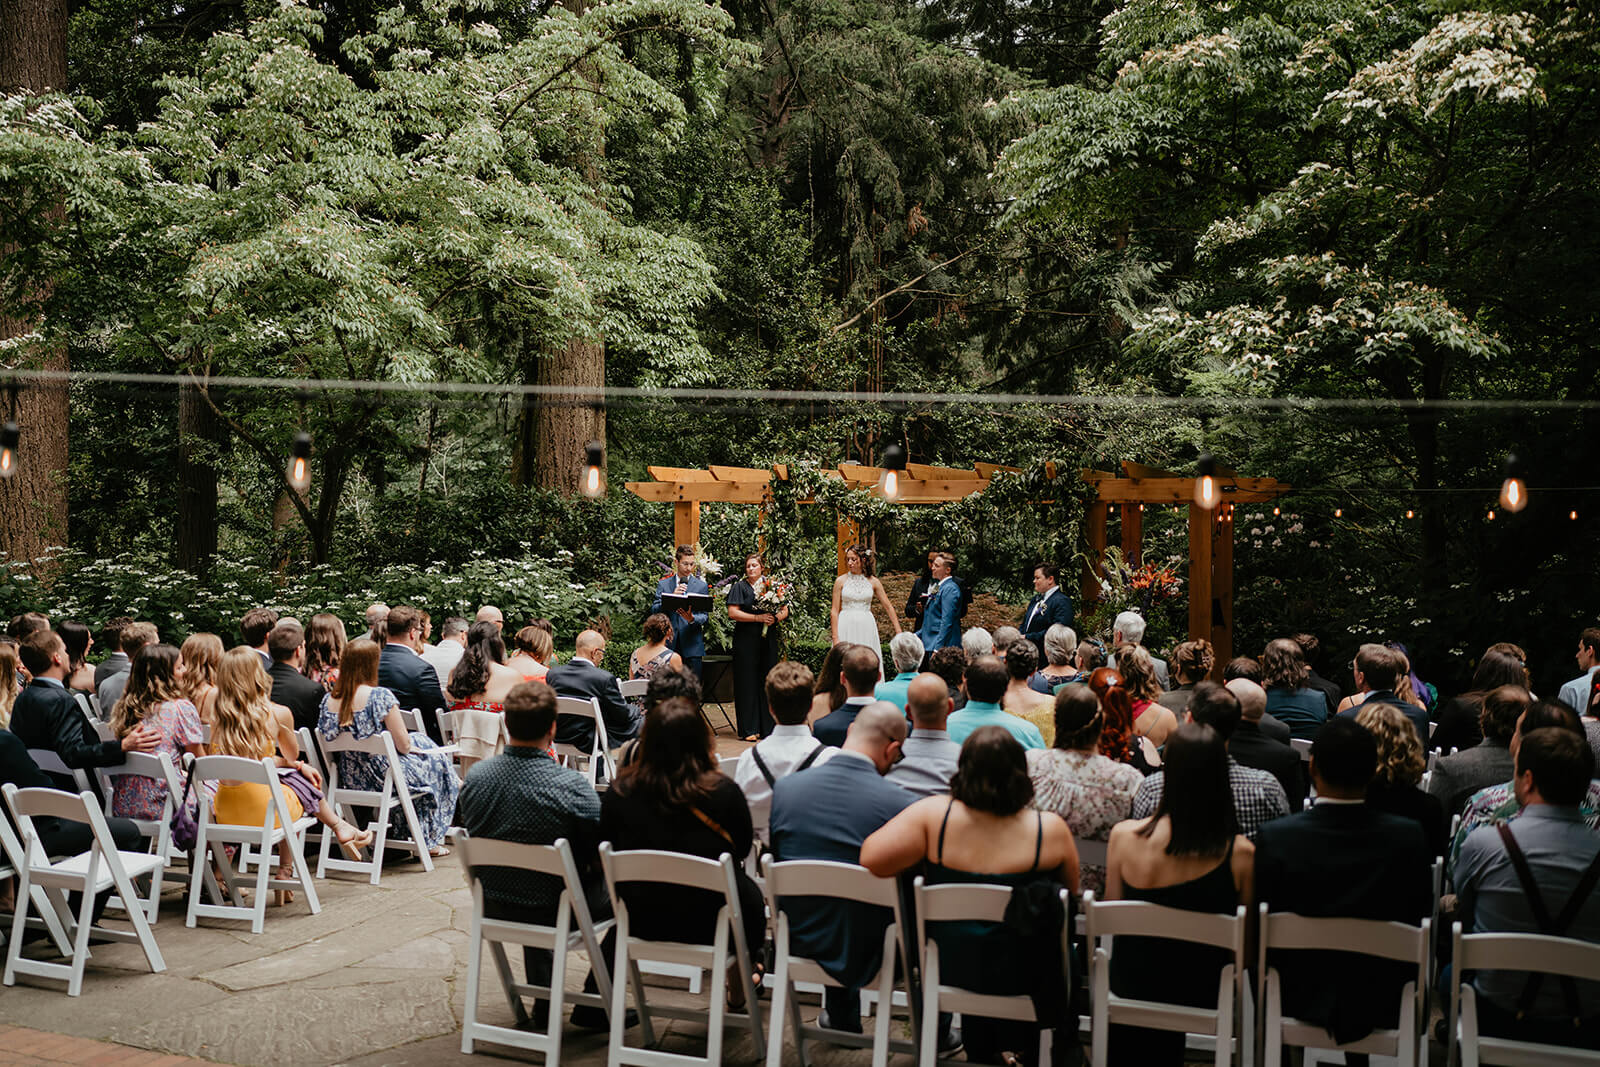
[316,637,460,855]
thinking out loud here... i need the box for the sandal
[335,822,375,861]
[429,846,451,858]
[274,865,296,907]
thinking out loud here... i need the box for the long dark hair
[614,697,721,806]
[1139,722,1236,856]
[951,726,1034,815]
[59,621,91,668]
[814,642,854,712]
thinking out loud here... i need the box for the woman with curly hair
[178,632,223,726]
[1355,702,1446,857]
[1263,637,1330,740]
[0,641,18,728]
[1118,644,1177,750]
[108,644,206,821]
[1089,666,1157,774]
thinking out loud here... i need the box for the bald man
[1228,677,1304,809]
[771,701,914,1033]
[886,673,962,797]
[476,605,505,632]
[546,629,641,754]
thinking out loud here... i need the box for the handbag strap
[690,805,734,847]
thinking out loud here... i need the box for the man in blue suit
[770,702,913,1033]
[650,544,710,678]
[1020,562,1074,659]
[916,552,963,652]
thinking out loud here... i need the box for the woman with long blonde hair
[211,648,370,897]
[179,633,223,725]
[109,644,206,821]
[0,641,19,728]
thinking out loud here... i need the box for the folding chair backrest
[319,728,397,760]
[436,709,457,744]
[94,751,181,819]
[604,846,731,896]
[296,727,324,779]
[26,749,92,793]
[189,754,289,832]
[398,708,423,733]
[5,785,102,830]
[1261,908,1429,965]
[556,696,600,726]
[1289,738,1312,762]
[618,679,648,700]
[92,720,116,743]
[458,835,570,881]
[765,858,900,909]
[1456,928,1600,982]
[1086,894,1246,952]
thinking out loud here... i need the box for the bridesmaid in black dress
[727,553,787,741]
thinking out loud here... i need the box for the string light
[1499,454,1528,513]
[1573,510,1580,521]
[1273,506,1280,516]
[285,432,311,494]
[1406,509,1415,519]
[0,421,16,480]
[1194,454,1219,510]
[878,444,906,502]
[1487,509,1495,521]
[1334,508,1342,518]
[580,440,606,499]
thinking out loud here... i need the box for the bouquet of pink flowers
[752,575,794,637]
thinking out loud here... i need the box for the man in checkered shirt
[1132,681,1291,837]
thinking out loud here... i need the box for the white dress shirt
[733,724,839,844]
[422,639,466,689]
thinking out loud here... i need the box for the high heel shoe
[274,865,296,907]
[336,823,375,860]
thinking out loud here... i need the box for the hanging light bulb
[1572,510,1579,521]
[1406,509,1415,519]
[878,444,907,502]
[0,421,17,480]
[1487,509,1496,521]
[285,432,312,494]
[1194,454,1219,510]
[1334,507,1342,518]
[1273,506,1280,517]
[580,439,606,499]
[1499,454,1528,513]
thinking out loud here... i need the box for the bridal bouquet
[752,575,794,637]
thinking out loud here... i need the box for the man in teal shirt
[874,631,925,713]
[947,654,1045,750]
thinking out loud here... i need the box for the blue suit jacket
[1021,589,1074,645]
[651,574,710,659]
[771,753,914,986]
[917,579,962,651]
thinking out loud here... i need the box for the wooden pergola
[626,462,1018,572]
[1081,462,1292,678]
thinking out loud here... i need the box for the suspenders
[1496,822,1600,1023]
[751,743,826,788]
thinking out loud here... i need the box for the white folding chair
[1073,839,1110,935]
[183,755,321,933]
[399,707,461,758]
[294,726,327,854]
[556,697,615,786]
[1085,890,1248,1067]
[1257,906,1429,1066]
[619,679,649,700]
[92,720,116,743]
[1290,739,1312,763]
[0,795,75,956]
[913,876,1072,1067]
[92,751,184,922]
[436,708,458,746]
[455,832,618,1058]
[26,749,93,794]
[600,843,765,1067]
[763,857,914,1067]
[314,726,437,882]
[2,784,166,996]
[1449,921,1600,1066]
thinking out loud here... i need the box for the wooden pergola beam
[908,462,981,480]
[648,465,716,482]
[709,464,773,482]
[1085,478,1291,504]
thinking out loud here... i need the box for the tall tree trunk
[176,383,221,573]
[0,0,71,566]
[530,339,605,494]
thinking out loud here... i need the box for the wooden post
[1120,504,1143,568]
[1187,504,1214,645]
[1081,502,1108,605]
[673,501,700,549]
[1211,504,1234,679]
[836,515,860,574]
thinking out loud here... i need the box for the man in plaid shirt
[1132,681,1291,837]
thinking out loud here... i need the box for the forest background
[0,0,1596,695]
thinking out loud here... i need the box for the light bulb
[881,469,900,501]
[286,432,312,493]
[1499,477,1527,513]
[1487,509,1495,521]
[1571,510,1579,521]
[878,444,907,502]
[1406,509,1414,519]
[580,440,606,499]
[1334,508,1342,518]
[0,422,16,480]
[1194,454,1218,510]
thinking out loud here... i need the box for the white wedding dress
[837,573,885,679]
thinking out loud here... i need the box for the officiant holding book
[651,544,710,677]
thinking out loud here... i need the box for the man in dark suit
[377,605,449,743]
[770,702,913,1033]
[92,616,133,691]
[1227,677,1304,811]
[1337,643,1429,741]
[240,606,279,672]
[266,621,326,733]
[1020,563,1074,659]
[650,544,710,678]
[9,631,159,784]
[545,630,642,750]
[1254,717,1432,1053]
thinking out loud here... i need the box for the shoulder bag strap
[689,805,734,848]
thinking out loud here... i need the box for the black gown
[727,578,781,738]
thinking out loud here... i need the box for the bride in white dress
[830,545,903,680]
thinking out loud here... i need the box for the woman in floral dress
[109,644,206,821]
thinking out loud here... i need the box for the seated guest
[1254,718,1432,1049]
[546,630,643,752]
[1075,636,1107,675]
[1105,723,1254,1063]
[1338,643,1429,741]
[770,702,913,1034]
[93,616,133,691]
[991,626,1024,656]
[1002,641,1054,727]
[0,643,17,728]
[1355,701,1446,857]
[240,607,279,670]
[1088,667,1157,774]
[1292,632,1343,717]
[179,633,223,726]
[1119,644,1178,749]
[948,654,1045,750]
[318,638,459,857]
[733,662,837,845]
[12,630,160,780]
[928,646,968,713]
[1448,700,1600,874]
[886,673,962,798]
[449,622,523,710]
[1112,611,1169,689]
[873,632,924,713]
[1029,624,1081,695]
[107,644,205,821]
[377,606,449,741]
[365,602,389,644]
[1263,637,1329,741]
[1225,678,1302,808]
[266,621,326,732]
[1158,639,1214,717]
[599,697,766,1000]
[812,645,882,748]
[7,612,48,640]
[1029,684,1143,894]
[303,613,348,689]
[863,726,1078,1064]
[628,614,683,683]
[58,621,95,695]
[1456,728,1600,1049]
[1132,681,1291,836]
[809,643,854,725]
[1430,648,1530,756]
[97,621,157,712]
[454,681,620,1031]
[962,627,994,659]
[1223,656,1261,684]
[1428,684,1525,817]
[506,624,553,682]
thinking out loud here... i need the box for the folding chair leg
[766,934,793,1067]
[918,949,940,1067]
[871,936,896,1067]
[705,922,729,1067]
[548,909,570,1067]
[629,955,657,1047]
[110,863,165,975]
[488,941,530,1024]
[66,874,97,997]
[609,932,635,1065]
